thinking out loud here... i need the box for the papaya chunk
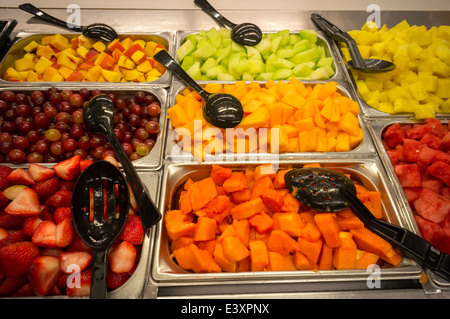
[267,230,299,255]
[314,213,342,248]
[249,240,269,271]
[223,172,248,193]
[165,210,197,240]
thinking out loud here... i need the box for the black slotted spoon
[285,167,450,281]
[19,3,118,42]
[71,160,130,299]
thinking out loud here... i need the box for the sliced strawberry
[7,168,35,186]
[80,159,93,173]
[0,230,26,249]
[107,270,129,290]
[3,184,29,201]
[0,165,13,191]
[53,207,72,224]
[28,255,61,296]
[12,282,35,297]
[55,218,75,248]
[4,188,41,217]
[66,233,92,253]
[31,220,57,248]
[22,216,43,238]
[60,180,75,191]
[28,163,54,182]
[103,155,118,167]
[0,275,27,296]
[53,155,81,181]
[0,191,8,208]
[59,251,92,274]
[33,177,60,202]
[0,210,24,230]
[45,190,72,208]
[108,240,136,273]
[39,205,53,221]
[118,215,144,245]
[40,248,62,257]
[66,269,91,297]
[0,227,8,240]
[0,241,39,277]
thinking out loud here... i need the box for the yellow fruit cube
[14,57,35,72]
[3,67,24,81]
[23,40,39,53]
[408,82,428,101]
[78,34,96,50]
[50,34,69,51]
[56,52,79,70]
[436,79,450,99]
[43,66,58,81]
[36,45,55,60]
[336,131,350,151]
[49,72,64,82]
[124,69,141,81]
[131,50,146,64]
[58,66,74,79]
[120,37,133,50]
[101,69,123,82]
[144,41,158,57]
[92,41,106,52]
[26,70,39,82]
[34,56,54,74]
[76,46,89,59]
[136,59,152,73]
[298,128,318,152]
[41,35,53,45]
[117,55,135,70]
[85,65,103,82]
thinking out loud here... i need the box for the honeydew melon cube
[237,59,250,75]
[276,29,290,47]
[293,39,311,53]
[272,58,295,70]
[271,36,283,52]
[289,34,301,46]
[248,59,265,74]
[217,73,235,81]
[317,57,334,68]
[273,68,293,80]
[255,72,274,81]
[181,55,195,70]
[218,28,231,39]
[276,49,297,59]
[246,46,262,60]
[206,65,227,78]
[186,61,202,80]
[299,30,317,44]
[200,57,217,74]
[242,72,254,81]
[176,39,195,62]
[215,44,231,64]
[293,63,313,77]
[231,41,246,53]
[310,67,331,80]
[206,27,222,48]
[288,47,320,64]
[254,38,272,56]
[192,40,216,59]
[265,54,277,72]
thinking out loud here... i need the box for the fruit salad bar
[0,6,449,299]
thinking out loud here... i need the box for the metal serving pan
[0,85,168,170]
[174,29,348,83]
[0,32,174,88]
[150,159,422,295]
[365,118,450,290]
[164,80,376,164]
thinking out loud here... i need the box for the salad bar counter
[0,6,449,299]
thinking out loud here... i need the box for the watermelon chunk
[414,215,443,247]
[422,178,444,194]
[413,188,450,224]
[425,118,446,138]
[394,163,422,188]
[441,131,450,151]
[434,150,450,165]
[405,123,432,140]
[386,149,399,165]
[420,133,442,150]
[417,145,437,165]
[402,139,422,162]
[403,187,422,202]
[443,187,450,201]
[383,123,404,149]
[427,161,450,186]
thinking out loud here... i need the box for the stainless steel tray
[365,118,450,290]
[164,80,376,163]
[0,85,168,170]
[151,159,422,292]
[0,32,174,88]
[174,29,347,83]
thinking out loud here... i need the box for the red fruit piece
[0,276,27,297]
[0,230,26,249]
[427,161,450,187]
[4,188,41,217]
[107,270,129,290]
[60,180,75,191]
[425,118,446,138]
[53,155,81,181]
[405,124,432,140]
[0,191,8,208]
[12,282,35,297]
[66,269,91,297]
[415,215,443,247]
[0,227,7,240]
[7,168,35,186]
[0,210,24,229]
[108,240,136,273]
[0,165,13,191]
[383,123,404,149]
[32,220,57,248]
[420,133,442,150]
[22,216,43,237]
[28,163,55,182]
[394,163,422,188]
[33,177,60,202]
[66,233,92,253]
[59,251,92,274]
[55,218,75,248]
[53,207,72,224]
[28,255,61,296]
[80,159,93,173]
[402,139,422,163]
[0,241,39,277]
[118,215,144,245]
[413,188,450,224]
[46,190,72,208]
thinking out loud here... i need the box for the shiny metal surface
[0,85,168,170]
[152,160,422,289]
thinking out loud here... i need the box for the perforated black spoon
[83,94,161,229]
[311,13,395,73]
[19,3,118,42]
[154,50,243,129]
[285,167,450,281]
[71,160,129,299]
[194,0,262,46]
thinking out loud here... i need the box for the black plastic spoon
[83,94,161,229]
[71,160,129,299]
[19,3,118,42]
[154,50,243,129]
[194,0,262,46]
[311,13,395,73]
[285,167,450,281]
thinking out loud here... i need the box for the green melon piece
[206,27,222,48]
[192,40,216,59]
[186,61,201,80]
[176,39,195,62]
[310,67,331,80]
[217,73,235,81]
[254,38,272,57]
[206,65,227,79]
[317,57,334,68]
[288,47,320,64]
[200,57,217,74]
[299,29,318,44]
[273,68,293,80]
[255,72,274,81]
[293,63,313,77]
